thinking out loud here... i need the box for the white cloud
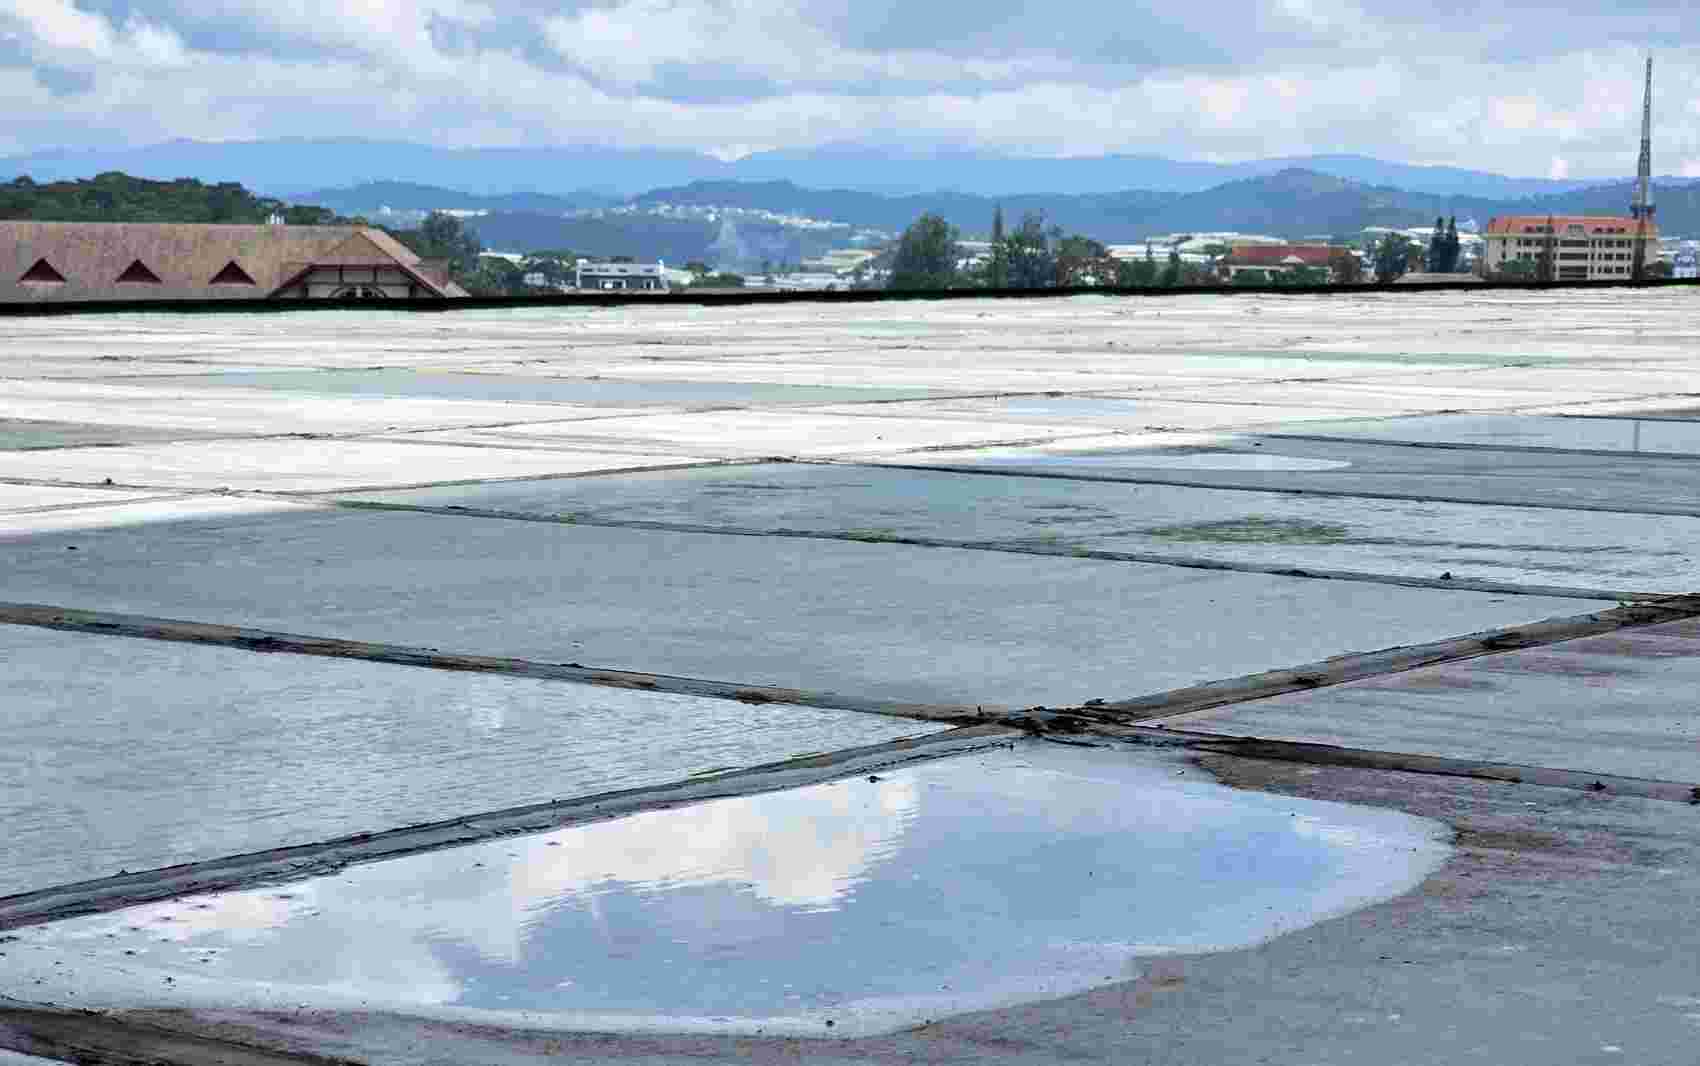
[0,1,1697,178]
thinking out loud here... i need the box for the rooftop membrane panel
[1265,412,1700,455]
[0,439,712,492]
[0,743,1449,1038]
[906,435,1700,514]
[0,504,1600,708]
[346,463,1700,593]
[0,625,944,896]
[1159,618,1700,782]
[383,409,1101,460]
[99,370,958,408]
[0,380,624,436]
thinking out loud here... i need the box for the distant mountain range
[454,170,1700,258]
[297,181,617,217]
[0,137,1643,199]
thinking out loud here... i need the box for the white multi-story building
[575,260,669,292]
[1481,216,1659,280]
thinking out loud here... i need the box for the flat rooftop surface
[4,288,1700,1065]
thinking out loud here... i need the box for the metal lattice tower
[1632,55,1656,280]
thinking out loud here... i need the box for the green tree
[1003,212,1055,289]
[1160,249,1182,287]
[463,256,524,297]
[1328,249,1364,285]
[1116,256,1159,287]
[988,205,1008,288]
[887,213,961,291]
[1054,234,1109,286]
[394,211,483,280]
[1373,233,1414,282]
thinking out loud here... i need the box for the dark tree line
[0,172,339,225]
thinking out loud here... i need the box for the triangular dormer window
[19,258,66,284]
[209,261,256,285]
[116,260,162,284]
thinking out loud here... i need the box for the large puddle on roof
[3,743,1450,1038]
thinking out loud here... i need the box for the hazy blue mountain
[0,137,1630,199]
[726,146,1606,198]
[0,138,725,197]
[630,180,1178,236]
[631,170,1700,244]
[299,181,617,215]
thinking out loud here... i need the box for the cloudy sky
[1,0,1696,176]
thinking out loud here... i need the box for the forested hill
[637,171,1700,240]
[632,180,1180,237]
[0,172,341,224]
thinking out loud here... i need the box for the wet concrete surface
[0,743,1448,1039]
[346,462,1698,592]
[0,505,1599,708]
[9,756,1700,1066]
[1153,617,1700,781]
[911,434,1700,515]
[5,292,1700,1063]
[1269,412,1700,455]
[0,626,941,896]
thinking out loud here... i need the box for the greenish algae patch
[1141,516,1354,545]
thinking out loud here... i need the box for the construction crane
[1631,55,1656,280]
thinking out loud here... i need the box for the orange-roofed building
[1217,244,1341,280]
[1481,215,1658,281]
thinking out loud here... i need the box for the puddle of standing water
[2,743,1449,1038]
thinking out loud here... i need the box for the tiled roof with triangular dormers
[0,222,467,302]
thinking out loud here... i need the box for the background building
[1218,244,1339,279]
[0,222,465,302]
[575,260,669,291]
[1480,216,1658,280]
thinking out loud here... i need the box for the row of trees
[0,172,339,225]
[888,208,1382,291]
[889,208,1232,292]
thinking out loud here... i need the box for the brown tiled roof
[0,222,466,302]
[1222,244,1339,267]
[1484,215,1659,238]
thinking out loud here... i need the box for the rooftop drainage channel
[319,498,1646,602]
[0,725,1013,932]
[865,460,1700,519]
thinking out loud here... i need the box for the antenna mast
[1632,55,1655,280]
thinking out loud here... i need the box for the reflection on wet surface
[4,743,1450,1037]
[0,626,942,896]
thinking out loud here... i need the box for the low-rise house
[0,222,466,302]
